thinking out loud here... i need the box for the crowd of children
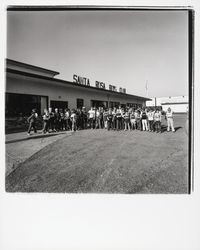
[27,106,175,135]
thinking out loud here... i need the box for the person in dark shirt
[116,107,122,130]
[48,107,55,132]
[27,109,38,135]
[54,108,60,132]
[141,109,148,131]
[107,109,113,131]
[112,107,117,130]
[82,107,88,129]
[59,109,64,131]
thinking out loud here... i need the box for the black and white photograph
[5,6,192,193]
[1,1,200,250]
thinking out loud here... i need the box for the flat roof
[6,67,151,101]
[6,59,60,76]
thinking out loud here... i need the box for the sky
[7,10,189,98]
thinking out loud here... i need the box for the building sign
[95,81,105,89]
[119,87,126,94]
[73,74,126,93]
[73,74,90,86]
[109,84,117,92]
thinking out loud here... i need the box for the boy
[54,108,60,132]
[103,109,108,129]
[154,109,162,133]
[64,108,71,131]
[48,107,55,132]
[70,109,77,132]
[116,107,122,130]
[147,108,154,132]
[42,109,50,134]
[107,109,113,131]
[123,110,130,131]
[135,110,142,131]
[88,107,95,129]
[27,109,38,135]
[141,109,148,131]
[130,109,136,130]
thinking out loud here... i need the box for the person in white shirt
[88,107,96,129]
[154,109,162,133]
[166,107,175,132]
[70,109,77,132]
[147,109,154,132]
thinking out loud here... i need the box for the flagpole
[145,80,148,98]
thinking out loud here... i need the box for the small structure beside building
[146,96,188,113]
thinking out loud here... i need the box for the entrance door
[41,96,48,114]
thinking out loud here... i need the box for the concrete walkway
[6,130,70,144]
[6,130,72,176]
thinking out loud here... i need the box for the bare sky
[7,10,188,98]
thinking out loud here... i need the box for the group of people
[27,106,175,135]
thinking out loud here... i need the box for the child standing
[141,109,148,131]
[42,109,50,134]
[116,107,122,130]
[107,109,113,131]
[88,107,95,129]
[103,109,108,129]
[154,109,162,133]
[70,109,77,132]
[147,109,154,132]
[130,109,136,130]
[64,108,71,131]
[123,110,130,131]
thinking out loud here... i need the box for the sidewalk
[6,130,73,176]
[6,130,70,144]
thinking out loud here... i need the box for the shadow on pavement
[175,126,182,132]
[161,125,182,133]
[6,132,68,144]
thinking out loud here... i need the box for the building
[6,59,150,117]
[146,96,188,113]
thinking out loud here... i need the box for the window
[77,99,84,109]
[109,101,120,108]
[50,100,68,111]
[91,100,108,109]
[126,103,138,108]
[5,93,48,117]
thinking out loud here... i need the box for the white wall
[162,104,188,113]
[146,96,188,113]
[6,72,146,111]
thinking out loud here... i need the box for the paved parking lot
[6,115,189,193]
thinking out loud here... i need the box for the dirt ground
[6,114,189,193]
